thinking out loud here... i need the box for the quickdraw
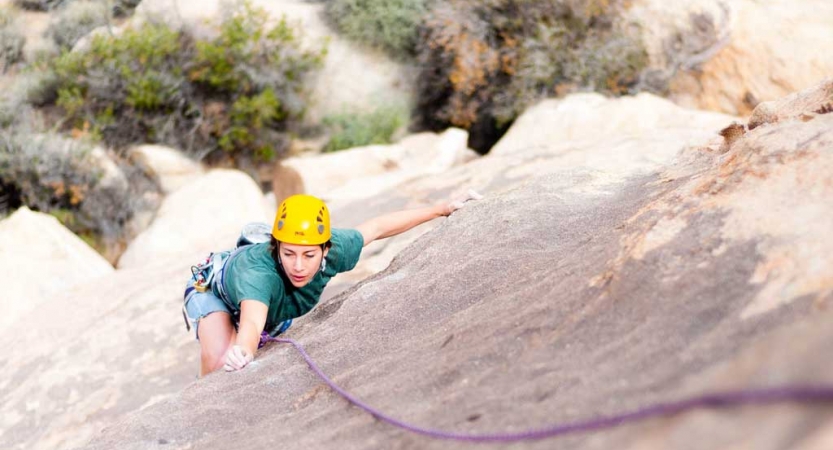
[190,253,215,293]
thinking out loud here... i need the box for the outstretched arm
[356,190,482,246]
[223,300,268,372]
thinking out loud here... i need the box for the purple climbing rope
[261,335,833,443]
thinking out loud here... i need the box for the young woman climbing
[183,191,481,376]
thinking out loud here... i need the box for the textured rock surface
[4,81,833,450]
[85,81,832,450]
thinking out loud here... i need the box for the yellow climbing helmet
[272,194,331,245]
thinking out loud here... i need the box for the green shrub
[325,0,431,56]
[41,1,324,163]
[0,131,100,215]
[46,0,110,50]
[0,91,34,129]
[0,5,25,73]
[0,130,160,257]
[322,103,407,152]
[414,0,648,152]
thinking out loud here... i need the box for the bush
[0,89,35,130]
[41,0,324,164]
[46,0,110,50]
[0,131,100,216]
[325,0,431,56]
[0,5,25,73]
[414,0,648,152]
[323,103,407,152]
[0,130,159,257]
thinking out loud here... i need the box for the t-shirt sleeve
[327,228,364,274]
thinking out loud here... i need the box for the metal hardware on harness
[191,254,214,293]
[193,280,209,293]
[191,250,237,295]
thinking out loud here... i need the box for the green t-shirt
[222,228,364,329]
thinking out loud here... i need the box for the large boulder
[489,92,735,156]
[82,79,833,449]
[116,169,270,269]
[282,128,475,204]
[128,144,204,195]
[629,0,833,115]
[0,207,113,330]
[133,0,413,124]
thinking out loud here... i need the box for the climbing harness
[182,222,273,332]
[189,251,228,293]
[258,333,833,443]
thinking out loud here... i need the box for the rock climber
[183,191,481,376]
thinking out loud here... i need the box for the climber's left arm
[355,190,482,246]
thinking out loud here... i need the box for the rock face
[4,82,833,450]
[629,0,833,115]
[82,81,831,449]
[0,207,113,330]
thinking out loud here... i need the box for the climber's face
[279,242,329,287]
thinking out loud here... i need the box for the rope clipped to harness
[259,334,833,443]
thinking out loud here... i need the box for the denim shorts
[182,278,293,340]
[182,278,238,340]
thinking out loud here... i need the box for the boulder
[489,92,735,156]
[89,146,129,192]
[629,0,833,115]
[0,207,113,330]
[128,144,204,194]
[116,169,270,269]
[283,128,476,204]
[747,78,833,130]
